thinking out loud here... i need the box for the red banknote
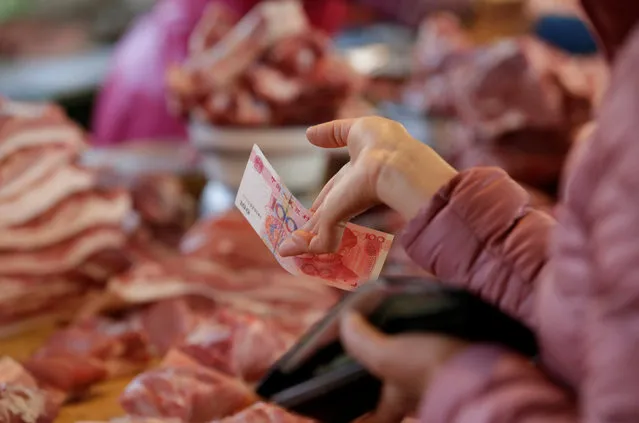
[236,145,394,290]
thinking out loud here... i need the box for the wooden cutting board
[0,326,131,423]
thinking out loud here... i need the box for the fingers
[340,312,392,378]
[277,229,314,257]
[369,385,412,423]
[308,166,376,253]
[340,313,434,392]
[307,119,356,149]
[311,162,351,212]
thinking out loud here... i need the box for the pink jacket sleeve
[417,345,577,422]
[400,167,554,327]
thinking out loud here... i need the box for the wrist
[378,147,458,222]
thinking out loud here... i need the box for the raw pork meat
[407,15,606,130]
[213,402,314,423]
[0,226,127,276]
[406,26,602,194]
[0,357,60,423]
[0,165,96,228]
[180,211,279,270]
[0,277,87,337]
[108,257,339,319]
[449,38,567,139]
[168,1,362,126]
[120,350,256,422]
[94,168,196,250]
[0,190,131,250]
[179,308,296,382]
[0,146,75,201]
[25,317,149,394]
[0,100,85,161]
[79,419,181,423]
[140,299,300,382]
[130,174,196,248]
[78,419,181,423]
[0,97,135,300]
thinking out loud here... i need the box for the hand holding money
[279,117,458,256]
[236,144,394,290]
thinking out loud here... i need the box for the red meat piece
[178,307,297,382]
[180,210,279,270]
[25,317,150,393]
[120,350,256,422]
[213,402,314,423]
[0,357,60,423]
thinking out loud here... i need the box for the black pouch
[256,277,538,423]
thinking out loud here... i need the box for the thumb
[307,119,356,149]
[340,312,392,379]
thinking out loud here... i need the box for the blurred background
[0,0,599,213]
[0,0,155,124]
[0,0,530,129]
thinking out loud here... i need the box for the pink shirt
[400,1,639,421]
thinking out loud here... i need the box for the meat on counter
[167,0,364,127]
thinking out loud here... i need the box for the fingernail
[278,230,313,257]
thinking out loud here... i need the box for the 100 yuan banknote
[236,144,394,291]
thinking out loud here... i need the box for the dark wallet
[256,277,538,423]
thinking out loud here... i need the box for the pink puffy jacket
[403,1,639,421]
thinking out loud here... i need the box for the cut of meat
[0,358,38,389]
[120,349,256,423]
[0,227,127,276]
[0,165,95,227]
[109,257,339,320]
[213,402,315,423]
[265,33,327,76]
[139,298,213,357]
[95,170,196,250]
[179,307,297,382]
[130,174,194,228]
[180,211,279,270]
[169,1,359,127]
[0,190,131,250]
[71,248,134,285]
[247,66,304,104]
[553,54,609,106]
[233,88,273,126]
[0,146,74,201]
[188,3,239,56]
[78,420,178,423]
[124,228,177,265]
[140,298,299,382]
[0,384,56,423]
[25,316,150,394]
[24,357,107,396]
[0,99,85,162]
[182,0,309,94]
[449,38,565,139]
[0,357,60,423]
[0,277,86,329]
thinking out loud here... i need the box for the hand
[279,117,457,256]
[340,312,469,423]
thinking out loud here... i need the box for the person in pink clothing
[278,0,639,421]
